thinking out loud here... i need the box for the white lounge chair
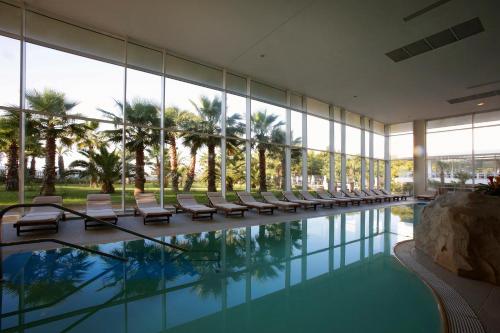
[236,191,276,215]
[14,196,64,236]
[261,192,299,212]
[207,192,248,217]
[282,191,320,210]
[176,194,216,220]
[85,194,118,229]
[134,193,174,224]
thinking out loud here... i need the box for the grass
[0,182,284,210]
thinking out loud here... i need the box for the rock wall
[415,192,500,285]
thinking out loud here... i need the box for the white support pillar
[369,120,375,189]
[302,98,308,191]
[413,119,427,196]
[121,39,128,212]
[360,117,366,190]
[329,105,335,191]
[18,7,26,205]
[160,49,166,208]
[340,109,346,191]
[245,78,252,192]
[285,92,292,191]
[384,124,391,190]
[220,70,227,196]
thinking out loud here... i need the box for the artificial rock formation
[415,192,500,285]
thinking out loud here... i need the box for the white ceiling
[24,0,500,123]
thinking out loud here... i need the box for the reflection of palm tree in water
[100,240,195,297]
[2,248,94,306]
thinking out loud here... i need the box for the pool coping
[394,240,486,333]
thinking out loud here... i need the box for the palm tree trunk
[258,147,267,191]
[41,135,57,195]
[183,148,197,192]
[168,136,179,192]
[135,145,145,194]
[29,156,36,179]
[58,154,65,180]
[5,141,19,191]
[102,180,115,194]
[207,144,216,192]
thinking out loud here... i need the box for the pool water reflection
[1,204,441,333]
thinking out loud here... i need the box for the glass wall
[389,123,413,195]
[426,115,473,190]
[0,4,388,212]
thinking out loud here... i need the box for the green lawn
[0,182,284,210]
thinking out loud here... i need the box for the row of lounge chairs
[11,188,408,235]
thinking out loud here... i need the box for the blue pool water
[1,204,441,333]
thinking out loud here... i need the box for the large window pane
[291,148,303,190]
[346,126,361,155]
[0,35,20,107]
[427,129,472,157]
[390,133,413,159]
[226,94,246,139]
[226,138,246,192]
[427,157,473,190]
[290,110,302,146]
[251,144,284,191]
[373,134,385,159]
[307,115,329,151]
[26,43,123,120]
[307,150,329,190]
[391,160,413,195]
[0,109,20,209]
[251,100,286,144]
[346,155,361,191]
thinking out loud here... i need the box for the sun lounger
[331,191,361,206]
[362,189,388,202]
[342,190,374,204]
[85,194,118,229]
[261,192,299,212]
[14,196,64,236]
[373,189,399,201]
[176,194,216,220]
[134,193,174,224]
[282,191,320,210]
[380,188,409,200]
[316,188,350,206]
[236,191,276,215]
[207,192,248,217]
[353,190,379,203]
[299,190,335,208]
[416,190,437,201]
[366,189,392,202]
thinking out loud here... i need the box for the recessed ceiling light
[259,54,265,58]
[477,102,485,106]
[353,95,358,98]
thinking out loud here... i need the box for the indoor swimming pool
[1,204,442,333]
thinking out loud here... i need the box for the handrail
[0,203,188,252]
[0,238,126,262]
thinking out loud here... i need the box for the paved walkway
[1,200,411,255]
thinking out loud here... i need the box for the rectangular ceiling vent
[403,0,453,22]
[447,89,500,104]
[386,17,484,62]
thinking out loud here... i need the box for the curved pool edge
[393,240,449,333]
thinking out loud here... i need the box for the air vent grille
[386,17,484,62]
[447,90,500,104]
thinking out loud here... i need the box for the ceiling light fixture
[477,102,485,106]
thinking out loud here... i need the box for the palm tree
[164,107,189,192]
[56,145,70,180]
[100,99,160,194]
[250,110,285,191]
[68,146,122,193]
[0,110,20,191]
[76,120,101,187]
[184,96,245,192]
[26,89,86,195]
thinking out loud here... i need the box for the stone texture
[415,192,500,285]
